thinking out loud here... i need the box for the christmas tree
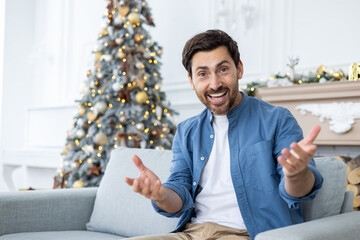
[54,0,177,188]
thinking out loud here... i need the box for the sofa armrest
[341,190,354,213]
[255,211,360,240]
[0,187,97,236]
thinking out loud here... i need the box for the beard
[196,85,240,115]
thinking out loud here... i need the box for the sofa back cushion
[86,147,178,237]
[302,157,347,221]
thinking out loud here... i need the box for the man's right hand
[124,154,183,213]
[124,154,166,202]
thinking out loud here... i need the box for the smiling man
[125,30,323,240]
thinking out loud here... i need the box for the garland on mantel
[241,58,357,96]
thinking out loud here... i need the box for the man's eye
[198,72,206,77]
[221,67,228,72]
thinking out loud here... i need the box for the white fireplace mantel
[256,81,360,146]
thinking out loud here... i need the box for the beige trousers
[126,222,250,240]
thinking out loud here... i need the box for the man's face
[189,46,243,115]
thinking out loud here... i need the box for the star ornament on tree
[88,165,103,176]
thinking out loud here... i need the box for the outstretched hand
[124,155,166,202]
[277,125,321,178]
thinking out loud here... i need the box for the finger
[150,179,162,200]
[124,177,135,186]
[303,125,321,145]
[291,142,316,160]
[281,148,296,163]
[277,155,295,172]
[132,154,146,172]
[142,178,151,196]
[132,178,142,193]
[282,147,304,169]
[290,142,308,161]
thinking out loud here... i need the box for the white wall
[0,0,6,191]
[0,0,359,191]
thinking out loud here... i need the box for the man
[125,29,323,240]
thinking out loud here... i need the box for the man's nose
[209,74,222,90]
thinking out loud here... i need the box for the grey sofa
[0,147,359,240]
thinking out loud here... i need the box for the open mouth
[207,91,227,104]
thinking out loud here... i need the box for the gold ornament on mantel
[333,70,344,80]
[349,62,360,81]
[316,65,326,74]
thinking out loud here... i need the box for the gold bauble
[135,91,148,104]
[316,65,326,74]
[73,179,85,188]
[333,70,344,80]
[94,132,108,145]
[119,6,130,17]
[78,105,86,116]
[95,51,103,62]
[87,111,97,122]
[127,12,140,24]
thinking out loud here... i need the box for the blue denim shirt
[152,93,323,239]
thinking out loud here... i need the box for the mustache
[206,87,228,95]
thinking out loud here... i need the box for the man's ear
[237,60,244,79]
[188,73,195,90]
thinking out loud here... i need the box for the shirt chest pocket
[243,140,279,192]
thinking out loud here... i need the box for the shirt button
[210,135,214,138]
[193,181,197,186]
[200,157,205,161]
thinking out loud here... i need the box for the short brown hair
[182,29,240,77]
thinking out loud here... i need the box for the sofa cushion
[86,147,179,237]
[0,231,123,240]
[302,157,347,221]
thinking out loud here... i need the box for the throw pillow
[86,147,178,237]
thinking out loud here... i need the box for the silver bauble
[136,123,145,131]
[76,129,85,139]
[119,115,127,123]
[94,101,107,114]
[112,82,122,92]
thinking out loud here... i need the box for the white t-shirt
[191,115,246,230]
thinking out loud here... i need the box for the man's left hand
[277,125,321,178]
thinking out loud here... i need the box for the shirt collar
[206,91,248,122]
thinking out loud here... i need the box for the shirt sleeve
[151,123,195,217]
[274,108,324,209]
